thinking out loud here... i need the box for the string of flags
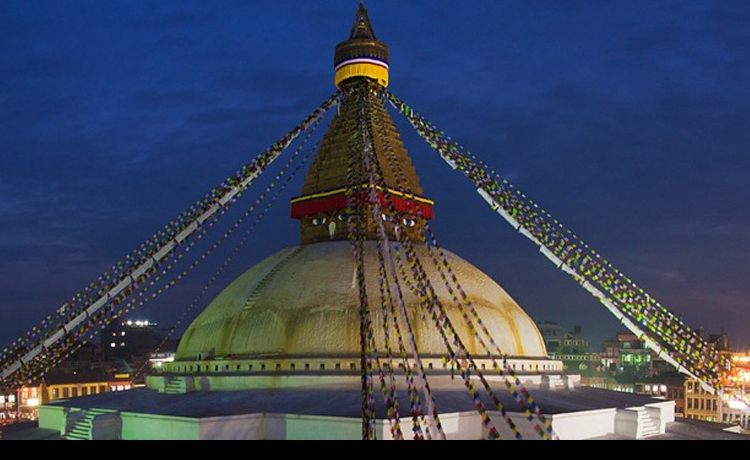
[0,93,340,392]
[343,82,558,440]
[385,88,732,393]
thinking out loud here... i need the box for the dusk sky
[1,1,749,352]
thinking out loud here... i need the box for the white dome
[176,241,548,360]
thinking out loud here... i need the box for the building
[0,392,18,426]
[685,377,721,423]
[683,352,750,430]
[102,319,167,361]
[724,353,750,431]
[1,370,134,426]
[537,321,610,386]
[537,321,589,355]
[602,331,653,380]
[635,373,687,416]
[3,3,749,441]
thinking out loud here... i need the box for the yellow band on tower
[334,60,389,88]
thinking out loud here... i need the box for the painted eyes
[315,214,416,227]
[382,214,417,227]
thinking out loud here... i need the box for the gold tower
[290,2,434,244]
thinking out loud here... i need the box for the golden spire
[349,2,377,40]
[333,2,390,89]
[291,3,433,245]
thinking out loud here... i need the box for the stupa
[158,2,557,389]
[26,4,698,441]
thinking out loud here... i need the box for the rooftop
[3,380,748,440]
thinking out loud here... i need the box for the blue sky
[1,1,749,351]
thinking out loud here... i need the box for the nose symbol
[328,221,336,239]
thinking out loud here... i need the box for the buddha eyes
[313,214,417,227]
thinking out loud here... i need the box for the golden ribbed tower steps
[290,2,434,245]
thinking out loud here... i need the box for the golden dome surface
[175,241,548,361]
